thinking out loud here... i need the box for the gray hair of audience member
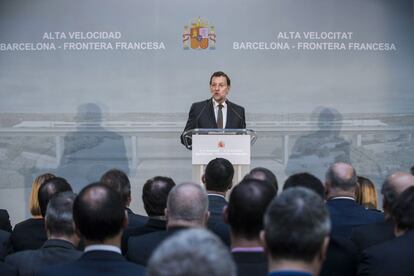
[45,191,77,237]
[325,162,357,191]
[147,228,236,276]
[166,182,208,224]
[263,187,331,262]
[246,167,278,193]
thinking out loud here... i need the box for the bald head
[166,182,209,227]
[382,172,414,216]
[326,162,357,196]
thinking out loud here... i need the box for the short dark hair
[209,71,231,86]
[264,187,330,262]
[204,158,234,192]
[142,176,176,216]
[245,167,278,194]
[45,191,76,237]
[227,179,276,239]
[38,177,72,217]
[391,186,414,230]
[325,163,357,191]
[381,177,400,213]
[100,169,131,207]
[73,183,125,242]
[283,172,325,199]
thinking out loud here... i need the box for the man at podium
[181,71,246,147]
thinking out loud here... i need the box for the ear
[126,193,132,207]
[164,208,169,221]
[259,230,268,254]
[223,206,229,224]
[318,236,330,263]
[202,174,206,184]
[122,210,129,229]
[204,211,210,226]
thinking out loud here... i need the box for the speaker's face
[210,76,230,104]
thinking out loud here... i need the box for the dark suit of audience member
[37,183,145,276]
[0,262,17,276]
[0,229,12,260]
[128,182,209,266]
[6,192,80,276]
[282,172,358,276]
[262,188,330,276]
[320,236,358,276]
[181,71,246,148]
[352,171,414,253]
[358,186,414,276]
[0,209,12,233]
[224,179,276,276]
[202,158,234,246]
[11,177,72,252]
[351,220,394,253]
[10,218,47,252]
[122,176,175,254]
[100,169,148,229]
[325,163,383,239]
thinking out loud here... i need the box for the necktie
[217,104,223,128]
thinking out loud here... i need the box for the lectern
[182,128,257,184]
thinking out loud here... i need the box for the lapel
[207,99,218,128]
[225,100,234,128]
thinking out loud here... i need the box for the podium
[182,128,257,184]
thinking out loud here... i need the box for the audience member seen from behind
[100,169,147,228]
[11,176,71,252]
[358,186,414,276]
[224,178,276,276]
[37,183,145,276]
[147,228,236,276]
[355,176,378,210]
[283,172,325,199]
[127,182,209,266]
[325,162,383,238]
[244,167,278,194]
[203,158,234,245]
[122,176,175,254]
[261,187,331,276]
[5,191,81,276]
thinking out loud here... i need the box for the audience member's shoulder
[0,209,12,232]
[0,261,18,276]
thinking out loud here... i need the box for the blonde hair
[29,173,56,217]
[356,176,378,210]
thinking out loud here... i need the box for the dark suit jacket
[11,218,47,252]
[5,239,81,276]
[127,227,185,266]
[207,194,230,246]
[357,229,414,276]
[0,209,12,232]
[0,262,17,276]
[122,218,166,255]
[126,208,148,228]
[35,250,145,276]
[351,219,394,253]
[0,230,12,260]
[181,98,246,146]
[268,271,312,276]
[320,236,358,276]
[232,251,267,276]
[326,198,384,239]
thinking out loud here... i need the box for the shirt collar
[212,99,227,108]
[330,196,355,201]
[232,247,264,253]
[84,244,121,254]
